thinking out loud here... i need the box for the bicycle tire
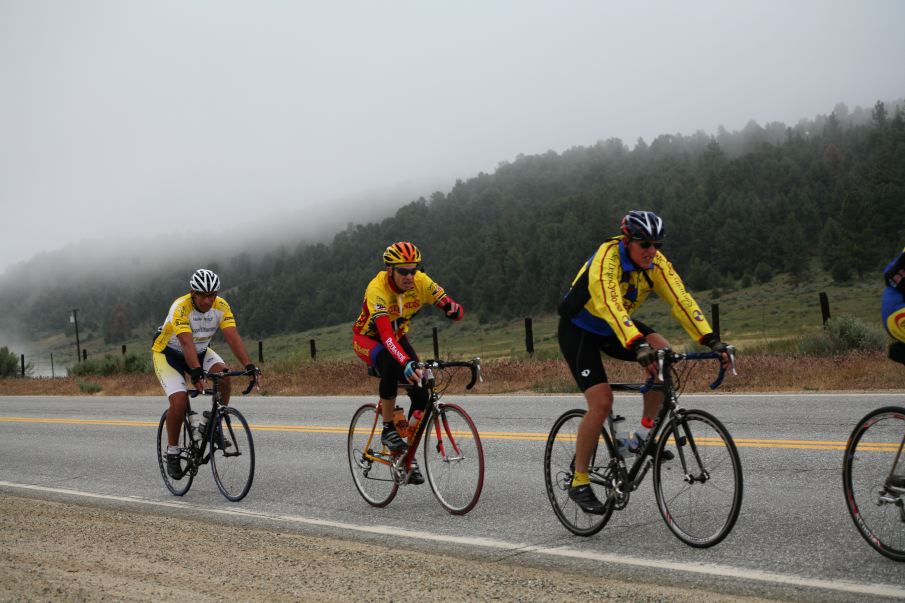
[423,403,485,515]
[348,403,399,507]
[157,409,195,496]
[210,406,255,502]
[543,408,614,536]
[653,409,742,548]
[843,406,905,562]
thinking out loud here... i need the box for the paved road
[2,392,904,600]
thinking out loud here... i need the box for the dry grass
[2,351,902,396]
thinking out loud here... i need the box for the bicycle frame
[591,350,731,502]
[358,359,481,485]
[184,370,257,469]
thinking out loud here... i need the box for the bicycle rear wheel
[157,409,194,496]
[423,403,485,515]
[210,407,255,502]
[843,406,905,562]
[543,408,614,536]
[653,409,742,548]
[348,403,399,507]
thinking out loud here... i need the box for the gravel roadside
[0,493,775,602]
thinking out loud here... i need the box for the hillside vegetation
[1,100,903,373]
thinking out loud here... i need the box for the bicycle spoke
[347,404,398,507]
[157,410,194,496]
[543,409,613,536]
[210,407,255,502]
[424,404,484,515]
[843,407,905,561]
[654,410,742,548]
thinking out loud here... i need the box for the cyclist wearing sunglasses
[557,210,733,514]
[352,241,464,483]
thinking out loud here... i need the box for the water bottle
[410,409,423,429]
[610,415,629,455]
[188,410,203,443]
[393,406,410,438]
[627,430,646,454]
[198,410,210,438]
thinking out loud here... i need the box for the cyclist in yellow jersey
[882,245,905,489]
[152,268,261,479]
[557,210,733,514]
[352,242,464,484]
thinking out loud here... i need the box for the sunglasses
[393,267,419,276]
[632,239,663,249]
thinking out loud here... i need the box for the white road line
[1,480,902,599]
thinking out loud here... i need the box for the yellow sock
[571,472,590,487]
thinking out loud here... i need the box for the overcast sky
[1,1,904,275]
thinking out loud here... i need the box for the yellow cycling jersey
[566,238,714,349]
[151,293,237,354]
[353,270,447,339]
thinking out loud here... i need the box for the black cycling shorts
[558,316,654,392]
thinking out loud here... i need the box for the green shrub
[77,380,103,394]
[0,346,20,377]
[797,315,886,356]
[68,353,151,376]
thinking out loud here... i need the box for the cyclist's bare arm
[222,326,263,388]
[177,332,207,390]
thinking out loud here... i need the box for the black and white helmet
[621,210,665,241]
[189,268,220,293]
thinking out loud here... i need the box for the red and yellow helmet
[383,241,422,265]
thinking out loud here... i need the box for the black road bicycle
[544,349,743,547]
[843,405,905,561]
[156,369,257,502]
[347,358,484,515]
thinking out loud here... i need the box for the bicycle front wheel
[653,409,742,548]
[348,403,399,507]
[843,406,905,562]
[423,403,485,515]
[543,408,614,536]
[210,407,255,502]
[157,409,194,496]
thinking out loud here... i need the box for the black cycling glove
[630,339,656,369]
[189,366,204,386]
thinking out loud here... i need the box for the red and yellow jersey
[353,270,447,339]
[568,238,714,349]
[151,294,237,354]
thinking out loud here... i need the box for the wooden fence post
[258,341,264,363]
[432,327,440,359]
[309,339,317,360]
[819,292,831,326]
[525,318,535,356]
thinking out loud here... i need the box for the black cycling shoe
[214,430,232,451]
[568,484,607,515]
[166,453,184,479]
[381,425,408,453]
[888,475,905,490]
[407,459,424,485]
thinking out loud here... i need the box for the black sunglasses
[393,267,419,276]
[632,239,663,249]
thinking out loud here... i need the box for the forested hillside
[2,100,903,344]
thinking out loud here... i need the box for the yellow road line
[0,416,900,451]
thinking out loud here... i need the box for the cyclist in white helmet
[152,268,262,479]
[557,210,733,514]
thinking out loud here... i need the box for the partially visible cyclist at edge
[882,244,905,490]
[152,268,262,479]
[557,210,734,514]
[352,241,464,484]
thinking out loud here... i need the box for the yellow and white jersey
[151,294,237,354]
